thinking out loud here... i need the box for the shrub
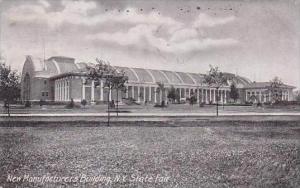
[39,99,45,106]
[65,98,76,109]
[81,99,87,108]
[25,101,31,108]
[189,95,197,105]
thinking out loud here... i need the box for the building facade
[21,56,295,104]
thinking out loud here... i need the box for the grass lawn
[1,103,300,115]
[0,121,300,187]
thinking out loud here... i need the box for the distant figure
[161,100,165,107]
[145,100,148,105]
[39,99,43,107]
[111,100,115,108]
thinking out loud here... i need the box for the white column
[154,87,157,103]
[201,89,204,103]
[82,79,86,100]
[188,88,191,98]
[221,90,223,103]
[211,89,217,103]
[91,80,95,102]
[57,81,59,101]
[149,86,152,102]
[143,87,146,102]
[62,81,64,101]
[66,81,69,101]
[60,80,62,101]
[100,80,104,101]
[62,80,64,101]
[65,80,67,101]
[205,89,208,103]
[132,85,134,99]
[196,89,199,103]
[126,85,129,98]
[165,88,168,102]
[137,86,141,102]
[55,81,57,101]
[58,80,61,101]
[109,88,112,101]
[224,90,227,104]
[179,88,182,99]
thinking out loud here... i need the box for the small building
[20,55,295,104]
[244,82,295,103]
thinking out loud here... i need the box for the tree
[229,83,239,103]
[0,63,20,116]
[269,76,283,103]
[110,71,128,116]
[204,65,228,116]
[86,58,128,125]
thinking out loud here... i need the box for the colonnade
[56,77,229,104]
[246,90,290,102]
[55,79,70,101]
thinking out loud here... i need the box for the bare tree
[204,65,228,116]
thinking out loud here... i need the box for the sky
[0,0,299,88]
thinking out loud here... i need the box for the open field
[0,121,300,187]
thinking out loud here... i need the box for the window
[46,92,48,97]
[42,92,44,96]
[44,80,47,85]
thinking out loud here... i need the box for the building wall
[30,78,51,101]
[70,77,82,102]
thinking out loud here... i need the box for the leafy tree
[204,65,227,116]
[86,58,128,125]
[269,76,283,103]
[229,83,239,103]
[0,63,20,116]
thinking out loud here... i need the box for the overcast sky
[0,0,299,88]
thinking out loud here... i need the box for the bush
[199,102,205,107]
[189,96,197,105]
[25,101,31,108]
[154,101,167,108]
[39,99,46,106]
[81,99,87,107]
[65,98,77,109]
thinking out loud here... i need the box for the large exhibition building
[21,56,295,104]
